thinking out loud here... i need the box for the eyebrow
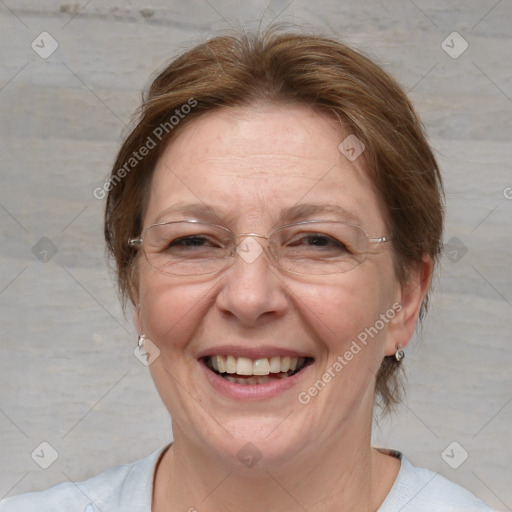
[277,204,361,225]
[154,203,225,225]
[154,202,361,227]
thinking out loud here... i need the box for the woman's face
[135,105,417,467]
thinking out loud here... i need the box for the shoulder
[0,447,166,512]
[379,450,496,512]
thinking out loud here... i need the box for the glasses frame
[128,219,390,277]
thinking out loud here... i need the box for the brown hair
[104,28,444,414]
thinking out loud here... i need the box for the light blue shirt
[0,447,496,511]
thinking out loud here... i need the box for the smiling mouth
[203,355,314,385]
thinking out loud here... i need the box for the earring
[137,334,146,348]
[395,345,405,362]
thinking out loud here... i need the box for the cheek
[137,271,213,352]
[301,268,395,356]
[297,274,396,412]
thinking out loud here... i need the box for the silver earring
[395,345,405,362]
[137,334,146,348]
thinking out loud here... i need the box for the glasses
[128,220,390,277]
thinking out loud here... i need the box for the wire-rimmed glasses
[128,220,390,277]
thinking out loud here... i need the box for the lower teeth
[221,370,297,385]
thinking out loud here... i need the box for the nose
[215,235,288,326]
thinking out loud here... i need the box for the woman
[0,29,496,512]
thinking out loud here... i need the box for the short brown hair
[104,28,444,414]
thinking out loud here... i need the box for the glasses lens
[143,221,233,276]
[139,221,375,277]
[270,221,368,275]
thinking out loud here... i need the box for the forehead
[145,105,385,232]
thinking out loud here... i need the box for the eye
[168,235,224,250]
[301,234,344,248]
[170,235,217,247]
[288,233,349,251]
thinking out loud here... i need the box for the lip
[199,357,313,401]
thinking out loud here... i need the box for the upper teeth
[208,355,305,376]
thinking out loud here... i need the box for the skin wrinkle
[98,37,446,478]
[151,202,365,232]
[134,104,430,512]
[149,164,371,235]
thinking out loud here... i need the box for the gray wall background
[0,1,511,510]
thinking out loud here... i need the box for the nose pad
[234,235,283,273]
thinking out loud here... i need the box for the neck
[153,417,399,512]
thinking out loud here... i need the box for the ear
[384,255,433,356]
